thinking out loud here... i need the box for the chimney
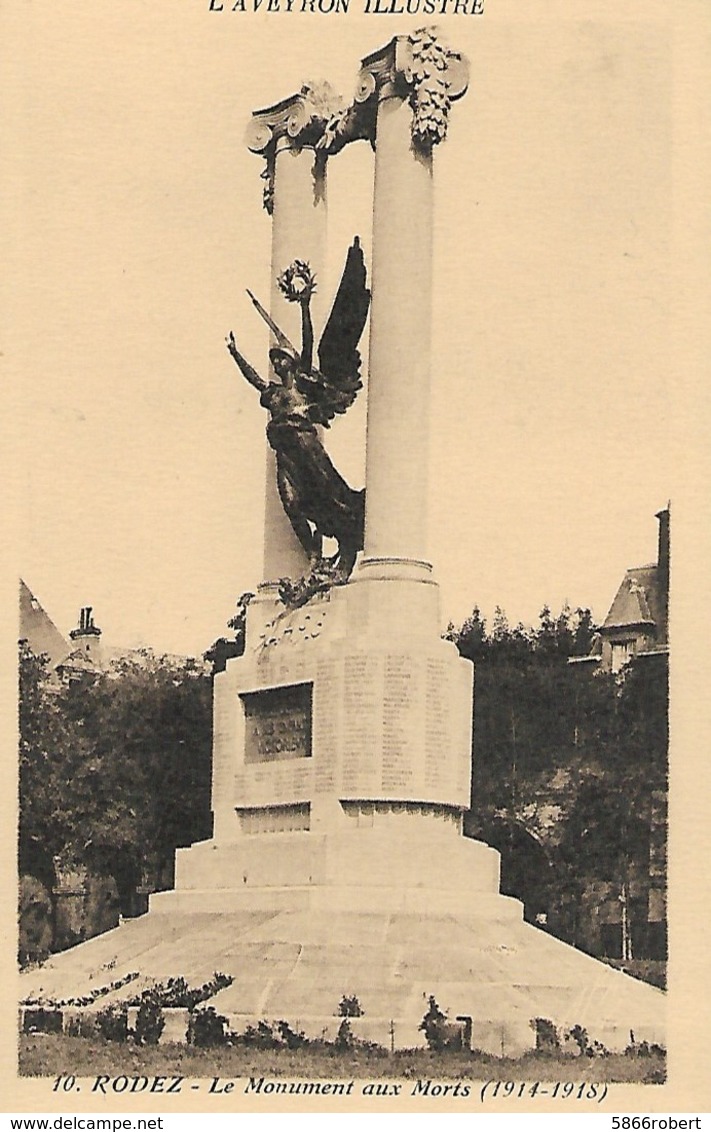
[69,604,103,664]
[655,504,670,644]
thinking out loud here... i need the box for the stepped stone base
[163,826,508,916]
[20,833,665,1056]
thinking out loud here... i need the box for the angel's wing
[299,238,370,427]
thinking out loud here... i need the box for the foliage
[18,644,212,915]
[238,1019,308,1051]
[532,1017,560,1053]
[338,994,364,1018]
[94,1005,128,1043]
[18,875,53,967]
[126,973,233,1010]
[567,1024,593,1057]
[448,603,668,955]
[18,646,75,886]
[187,1007,231,1048]
[276,1020,308,1049]
[22,972,139,1010]
[418,996,461,1051]
[134,992,165,1046]
[21,1008,63,1035]
[625,1035,666,1059]
[335,1018,354,1050]
[449,603,607,815]
[553,653,668,950]
[563,1025,609,1058]
[241,1020,282,1049]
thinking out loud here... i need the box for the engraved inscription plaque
[241,683,313,764]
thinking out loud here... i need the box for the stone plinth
[210,576,471,844]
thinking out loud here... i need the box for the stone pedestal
[210,582,472,847]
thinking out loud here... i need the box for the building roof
[55,648,102,675]
[20,581,210,676]
[601,564,661,634]
[19,580,71,670]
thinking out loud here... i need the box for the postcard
[4,0,710,1118]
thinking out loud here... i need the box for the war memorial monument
[20,30,665,1054]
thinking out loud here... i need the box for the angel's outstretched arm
[226,332,268,393]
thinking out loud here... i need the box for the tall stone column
[245,85,340,588]
[354,33,469,589]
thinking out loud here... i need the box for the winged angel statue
[227,238,370,606]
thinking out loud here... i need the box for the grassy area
[19,1034,666,1085]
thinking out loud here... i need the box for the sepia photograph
[5,0,710,1117]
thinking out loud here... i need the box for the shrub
[134,992,165,1046]
[565,1024,609,1058]
[276,1020,307,1049]
[148,977,191,1009]
[241,1020,279,1049]
[95,1005,128,1042]
[418,996,463,1051]
[22,972,139,1011]
[533,1017,560,1053]
[187,1006,230,1048]
[335,1018,354,1050]
[625,1035,666,1059]
[22,1008,62,1035]
[127,972,233,1010]
[567,1024,591,1056]
[338,994,364,1018]
[237,1018,307,1050]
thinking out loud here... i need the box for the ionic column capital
[245,81,344,213]
[354,27,469,154]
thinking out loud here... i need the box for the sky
[7,3,689,657]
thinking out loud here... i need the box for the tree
[448,604,668,956]
[447,605,487,662]
[59,652,213,892]
[18,644,72,887]
[19,644,213,916]
[555,653,668,954]
[571,607,596,657]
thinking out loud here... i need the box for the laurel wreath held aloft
[278,260,317,304]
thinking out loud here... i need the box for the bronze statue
[227,238,370,605]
